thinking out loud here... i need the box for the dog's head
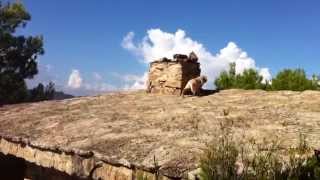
[200,75,207,84]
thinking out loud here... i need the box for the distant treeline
[0,82,55,105]
[215,63,320,91]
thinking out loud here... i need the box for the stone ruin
[147,52,201,95]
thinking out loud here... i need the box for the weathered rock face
[147,55,201,95]
[0,89,320,179]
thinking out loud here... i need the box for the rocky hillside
[0,89,320,179]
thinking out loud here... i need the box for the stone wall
[0,137,173,180]
[147,53,201,95]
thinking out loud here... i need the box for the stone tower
[146,52,201,95]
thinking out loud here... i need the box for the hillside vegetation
[215,63,319,91]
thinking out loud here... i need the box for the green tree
[28,83,45,102]
[215,63,266,90]
[214,71,235,90]
[214,63,236,90]
[0,71,28,104]
[0,1,44,104]
[234,69,264,90]
[28,82,56,102]
[271,69,317,91]
[44,81,55,100]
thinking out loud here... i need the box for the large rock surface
[0,89,320,179]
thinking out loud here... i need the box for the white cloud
[65,71,116,96]
[67,69,83,89]
[258,68,272,83]
[85,72,116,92]
[121,32,137,52]
[28,65,116,96]
[93,72,102,81]
[111,72,148,90]
[122,72,148,90]
[122,29,272,88]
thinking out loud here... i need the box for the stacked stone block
[147,52,201,95]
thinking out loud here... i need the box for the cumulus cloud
[121,32,137,52]
[67,69,83,89]
[28,65,116,96]
[122,29,272,88]
[122,72,148,90]
[259,68,272,83]
[65,70,116,96]
[93,72,102,81]
[85,72,116,92]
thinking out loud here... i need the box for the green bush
[199,123,238,180]
[214,71,235,90]
[271,69,317,91]
[199,121,320,180]
[214,63,266,90]
[234,69,265,90]
[214,63,319,91]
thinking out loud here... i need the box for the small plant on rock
[199,124,320,180]
[199,121,239,180]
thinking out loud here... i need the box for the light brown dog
[181,75,207,97]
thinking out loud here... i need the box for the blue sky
[14,0,320,95]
